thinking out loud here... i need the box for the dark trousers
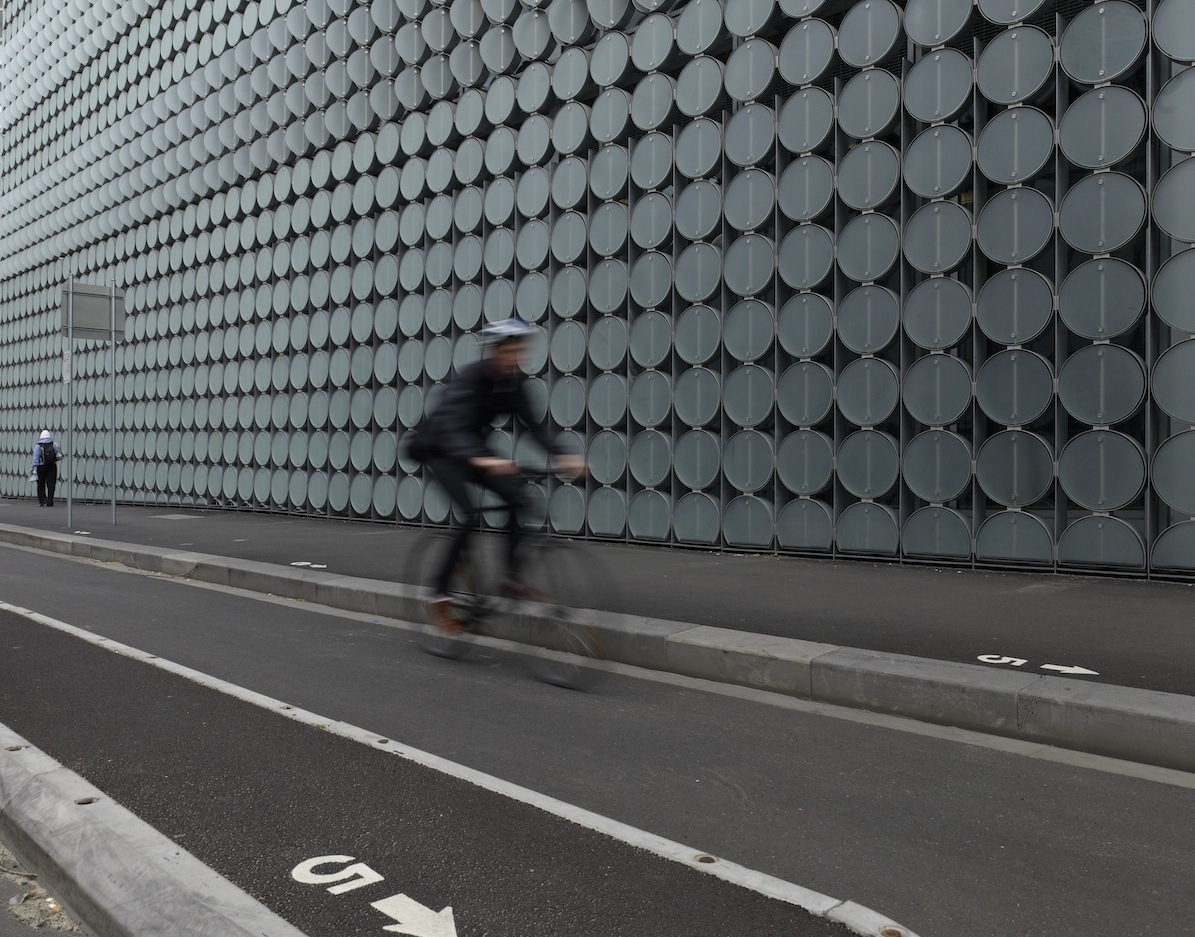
[424,455,525,597]
[36,464,57,506]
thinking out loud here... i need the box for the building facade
[2,0,1193,574]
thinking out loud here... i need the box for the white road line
[0,599,918,937]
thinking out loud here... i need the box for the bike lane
[0,610,868,937]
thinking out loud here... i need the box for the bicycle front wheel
[405,532,483,660]
[512,540,606,690]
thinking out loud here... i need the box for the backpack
[40,442,56,466]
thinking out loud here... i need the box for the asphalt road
[1,544,1193,937]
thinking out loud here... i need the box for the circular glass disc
[1147,340,1195,423]
[976,267,1053,344]
[1058,344,1145,425]
[676,119,724,179]
[838,0,902,68]
[976,431,1054,507]
[976,187,1054,265]
[838,141,900,211]
[837,214,900,283]
[779,292,834,358]
[725,104,776,167]
[1058,431,1145,511]
[977,349,1054,425]
[1151,249,1195,332]
[675,304,721,364]
[904,430,972,501]
[1059,258,1144,340]
[977,106,1054,185]
[903,201,973,275]
[779,225,834,289]
[778,18,835,87]
[1060,172,1146,254]
[1154,0,1195,64]
[676,179,722,240]
[837,285,899,354]
[1061,86,1146,169]
[838,68,901,140]
[725,169,776,231]
[778,87,834,154]
[1154,159,1195,243]
[904,125,973,199]
[904,48,972,124]
[779,156,834,222]
[778,361,834,426]
[904,278,972,350]
[904,0,971,47]
[1059,1,1146,84]
[778,430,833,496]
[903,355,972,426]
[977,27,1054,105]
[837,430,899,498]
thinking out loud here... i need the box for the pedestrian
[31,430,63,507]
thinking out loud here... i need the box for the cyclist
[407,317,585,634]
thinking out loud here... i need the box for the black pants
[36,464,57,506]
[424,455,525,597]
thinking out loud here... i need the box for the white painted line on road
[977,654,1099,676]
[0,599,919,937]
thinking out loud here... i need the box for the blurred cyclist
[407,317,585,634]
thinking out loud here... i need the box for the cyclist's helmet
[481,316,535,345]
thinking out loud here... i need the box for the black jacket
[407,358,560,462]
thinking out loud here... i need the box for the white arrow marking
[977,655,1029,667]
[371,894,457,937]
[1040,664,1100,676]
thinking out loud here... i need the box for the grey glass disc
[591,314,630,369]
[553,46,595,100]
[588,0,636,30]
[725,169,776,231]
[1059,1,1146,84]
[513,9,555,60]
[725,234,775,296]
[976,267,1053,344]
[552,156,588,209]
[516,221,551,270]
[589,201,629,255]
[778,430,833,496]
[904,430,972,501]
[552,101,593,154]
[779,225,834,289]
[517,273,550,322]
[1154,0,1195,63]
[1151,249,1195,332]
[724,299,775,364]
[976,431,1053,507]
[837,68,900,140]
[517,114,553,167]
[631,192,674,249]
[1057,516,1145,570]
[1156,519,1195,568]
[629,430,671,487]
[1144,340,1195,422]
[1059,258,1145,340]
[632,73,679,131]
[977,107,1054,185]
[675,304,721,364]
[674,367,721,427]
[838,285,899,354]
[674,492,721,544]
[975,510,1052,563]
[904,48,972,124]
[590,258,629,313]
[517,167,552,218]
[630,369,672,427]
[778,293,833,358]
[591,144,629,200]
[552,265,588,318]
[677,56,726,118]
[550,0,596,45]
[837,503,900,555]
[904,279,972,351]
[977,27,1054,105]
[837,430,899,497]
[903,201,973,275]
[837,358,899,426]
[591,30,632,86]
[838,141,900,212]
[550,374,586,426]
[779,156,834,222]
[1058,344,1145,425]
[838,0,901,68]
[777,498,833,551]
[484,75,518,124]
[976,349,1054,425]
[778,87,834,154]
[630,310,673,367]
[904,0,971,47]
[903,507,972,558]
[725,38,779,103]
[977,0,1047,26]
[837,214,900,283]
[630,251,674,309]
[903,354,972,425]
[1058,430,1145,511]
[723,431,775,492]
[591,88,632,145]
[904,125,972,199]
[628,490,671,540]
[588,372,629,427]
[725,103,776,167]
[676,243,722,302]
[677,0,727,55]
[1151,431,1195,514]
[779,0,829,16]
[676,180,722,240]
[1153,159,1195,243]
[632,12,679,72]
[631,132,674,190]
[778,360,834,425]
[778,18,836,87]
[1059,172,1146,254]
[1060,86,1146,169]
[976,187,1054,265]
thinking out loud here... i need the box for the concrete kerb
[0,724,310,937]
[3,524,1195,774]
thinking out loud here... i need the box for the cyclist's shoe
[500,579,548,602]
[425,596,467,635]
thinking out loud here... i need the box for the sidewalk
[1,497,1194,773]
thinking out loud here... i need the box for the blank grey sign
[725,38,779,103]
[903,508,972,558]
[838,285,899,354]
[903,430,972,501]
[778,292,834,358]
[723,431,775,493]
[629,430,671,487]
[631,191,674,249]
[837,430,899,498]
[976,511,1052,564]
[1153,159,1195,243]
[777,499,833,551]
[591,314,630,369]
[676,118,723,179]
[675,429,721,489]
[778,429,834,495]
[779,86,835,154]
[630,310,672,367]
[725,366,776,428]
[903,201,972,275]
[904,277,972,350]
[1057,344,1146,425]
[837,68,900,139]
[629,369,672,427]
[1154,0,1195,63]
[674,492,721,544]
[677,0,727,56]
[1061,86,1146,169]
[977,349,1054,426]
[904,0,971,47]
[725,169,776,231]
[677,56,726,117]
[778,18,836,87]
[1059,172,1146,254]
[976,187,1054,265]
[1058,258,1145,340]
[903,48,972,124]
[976,27,1054,105]
[724,234,776,297]
[779,360,834,425]
[1153,69,1195,152]
[976,431,1054,507]
[903,353,973,426]
[631,131,674,189]
[837,356,900,427]
[837,213,900,283]
[675,304,721,363]
[838,0,902,68]
[1058,430,1146,511]
[779,225,834,289]
[676,179,722,240]
[904,125,972,199]
[977,106,1054,185]
[552,156,588,208]
[591,144,629,199]
[628,489,670,539]
[726,298,776,362]
[838,141,900,211]
[977,267,1053,344]
[779,156,834,221]
[630,251,674,309]
[977,0,1048,28]
[1143,340,1195,423]
[1151,249,1195,332]
[1059,1,1146,84]
[676,243,722,302]
[674,367,721,427]
[1151,430,1195,514]
[726,103,776,167]
[1057,516,1145,570]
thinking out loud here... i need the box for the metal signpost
[60,279,125,529]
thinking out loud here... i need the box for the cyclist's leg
[477,472,527,586]
[424,455,481,596]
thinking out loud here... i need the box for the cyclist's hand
[471,456,519,475]
[554,454,587,479]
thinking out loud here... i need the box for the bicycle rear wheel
[511,540,606,690]
[406,532,485,660]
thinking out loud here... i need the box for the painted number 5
[292,855,385,894]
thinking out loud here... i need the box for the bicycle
[405,471,607,691]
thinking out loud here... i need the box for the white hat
[38,430,52,442]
